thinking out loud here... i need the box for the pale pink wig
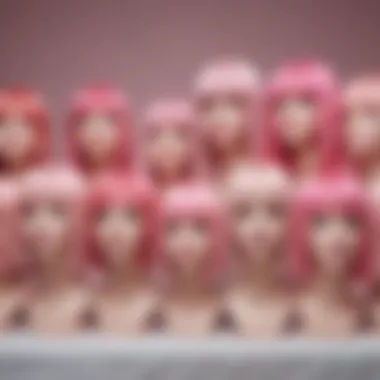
[20,165,87,278]
[161,182,228,280]
[194,58,260,171]
[260,60,342,174]
[66,85,132,174]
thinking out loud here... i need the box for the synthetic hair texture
[223,161,292,275]
[193,58,260,172]
[260,60,342,174]
[0,87,51,171]
[289,174,373,287]
[223,160,292,203]
[343,75,380,171]
[141,97,206,184]
[66,84,132,174]
[20,164,87,279]
[161,182,228,280]
[85,173,160,272]
[0,180,24,279]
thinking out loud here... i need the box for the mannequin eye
[166,220,180,233]
[311,213,328,227]
[198,96,214,112]
[48,201,68,218]
[232,203,252,219]
[267,202,286,218]
[122,208,140,222]
[20,202,35,219]
[192,219,210,233]
[344,214,360,229]
[229,94,246,109]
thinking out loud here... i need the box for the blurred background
[0,0,379,120]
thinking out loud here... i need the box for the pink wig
[66,85,132,174]
[343,75,380,170]
[141,97,206,184]
[20,165,87,278]
[85,174,160,272]
[193,58,260,170]
[290,175,373,287]
[0,88,51,171]
[161,183,228,280]
[0,181,24,279]
[260,60,342,174]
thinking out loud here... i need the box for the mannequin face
[275,98,316,149]
[225,174,288,263]
[146,127,190,178]
[0,115,36,166]
[21,199,71,264]
[198,94,247,149]
[309,212,361,277]
[76,114,120,165]
[95,205,143,268]
[165,218,211,276]
[346,108,380,160]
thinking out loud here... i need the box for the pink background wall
[0,0,379,128]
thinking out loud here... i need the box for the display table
[0,336,379,380]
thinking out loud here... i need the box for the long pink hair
[0,88,51,172]
[289,174,374,287]
[66,85,132,175]
[85,173,160,273]
[161,183,228,281]
[194,59,260,173]
[260,60,341,174]
[343,75,380,173]
[140,98,206,185]
[20,165,87,279]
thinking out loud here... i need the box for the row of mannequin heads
[0,164,376,337]
[0,58,379,338]
[1,59,380,183]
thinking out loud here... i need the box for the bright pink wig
[85,173,160,272]
[141,97,206,184]
[66,85,132,174]
[290,174,373,287]
[193,58,260,171]
[20,164,87,278]
[260,60,341,174]
[161,183,228,279]
[0,87,51,172]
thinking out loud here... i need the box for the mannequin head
[20,166,86,278]
[261,60,340,175]
[0,88,51,174]
[67,85,132,175]
[223,162,292,267]
[0,181,24,280]
[162,183,227,283]
[344,76,380,172]
[142,98,204,187]
[291,175,372,286]
[86,174,159,274]
[194,59,259,170]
